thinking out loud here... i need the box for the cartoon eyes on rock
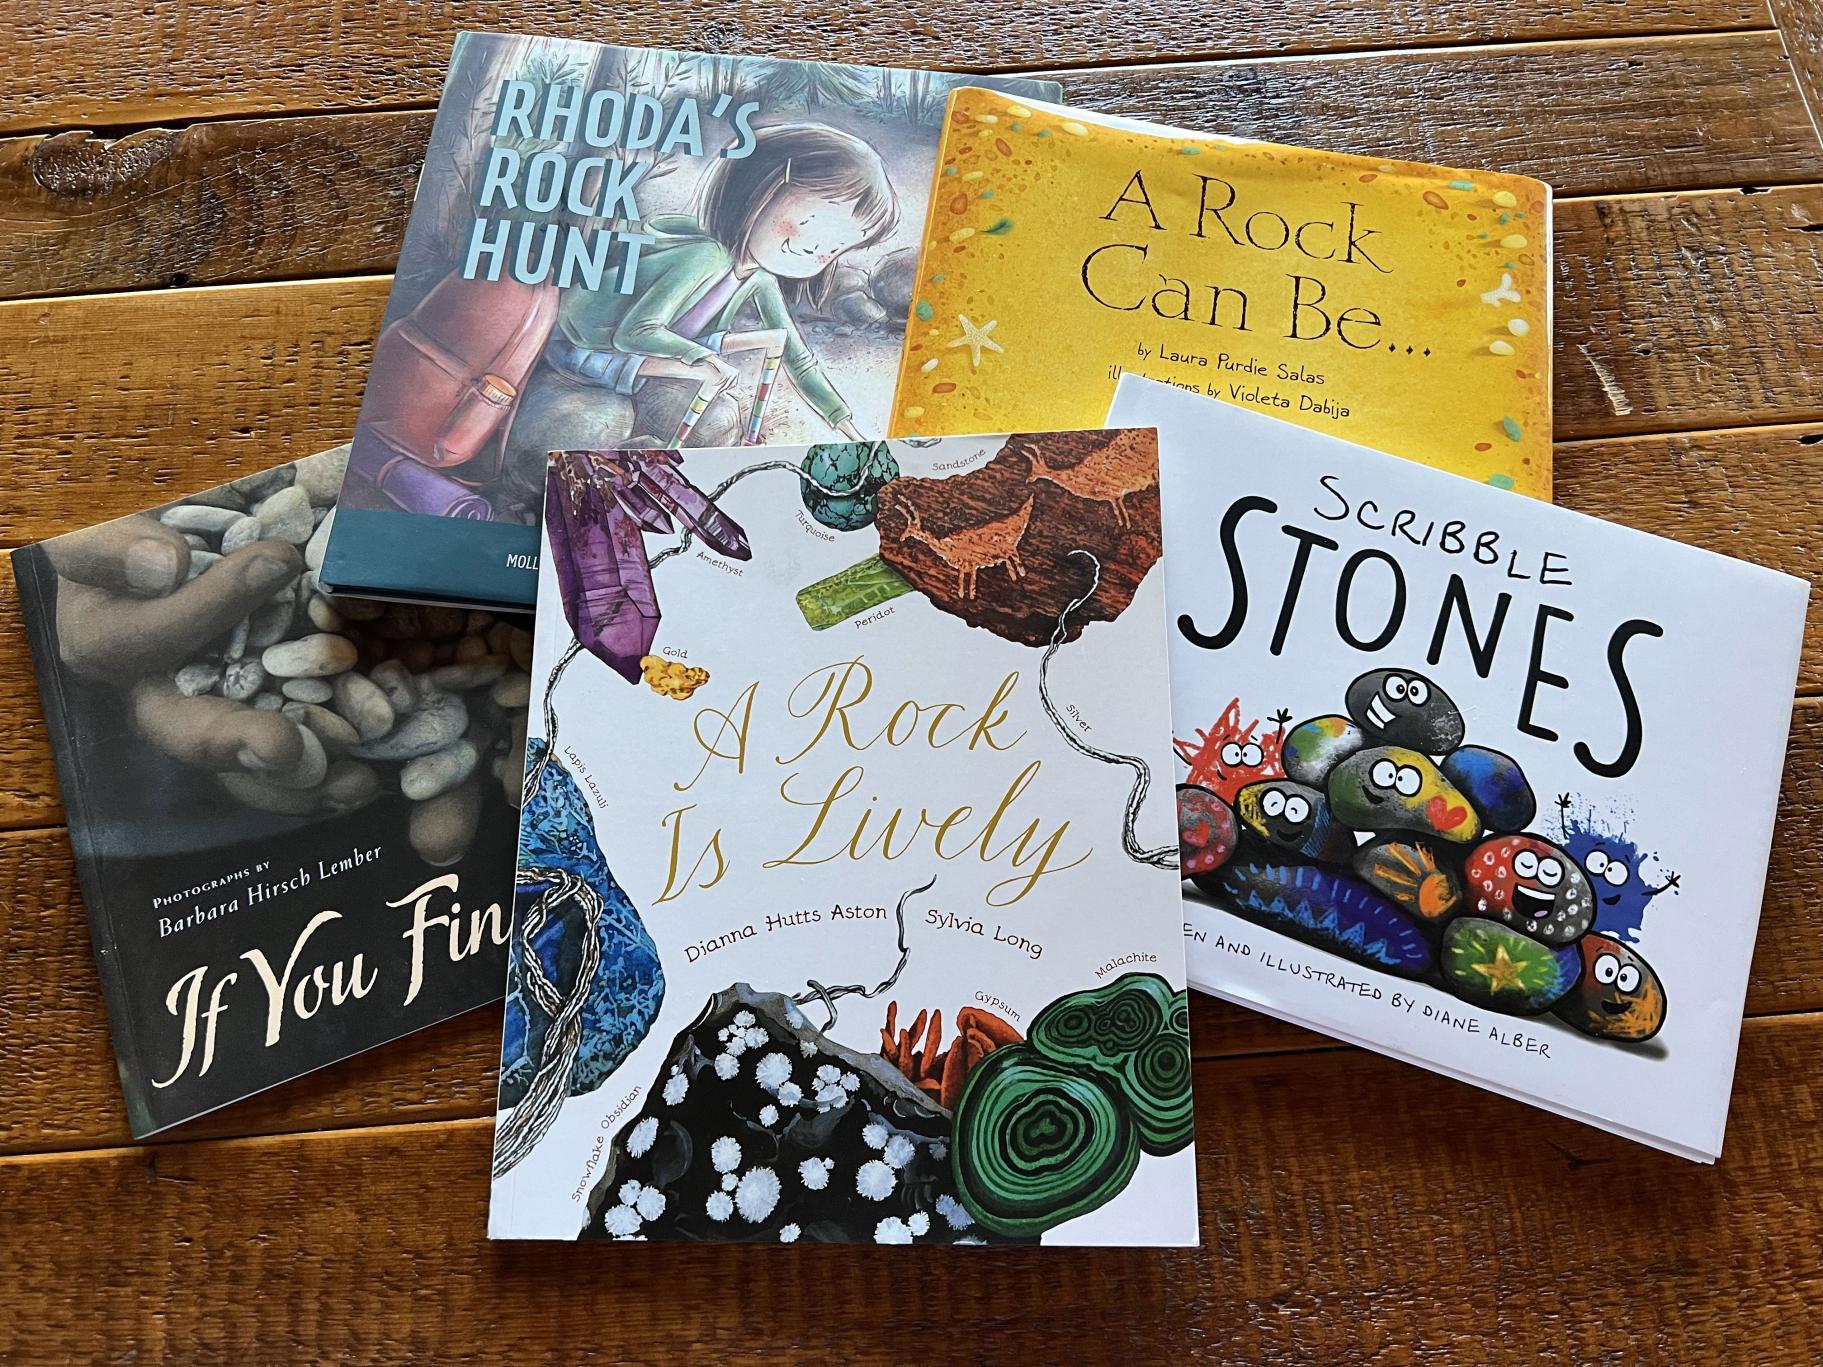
[1220,741,1264,768]
[1583,850,1630,887]
[1383,674,1429,706]
[1512,850,1565,886]
[1262,789,1312,825]
[1369,758,1423,797]
[1594,952,1642,992]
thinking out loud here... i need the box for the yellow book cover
[889,90,1553,498]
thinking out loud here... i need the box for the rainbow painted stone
[1441,917,1582,1015]
[1283,714,1366,786]
[1216,859,1434,977]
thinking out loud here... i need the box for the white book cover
[1108,374,1808,1163]
[489,430,1197,1243]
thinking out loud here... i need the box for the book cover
[488,431,1197,1244]
[321,33,1059,611]
[891,88,1553,498]
[12,449,524,1137]
[1108,375,1808,1162]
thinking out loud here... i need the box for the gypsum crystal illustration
[581,967,1193,1243]
[1177,667,1671,1045]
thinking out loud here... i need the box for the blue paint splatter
[1553,796,1679,945]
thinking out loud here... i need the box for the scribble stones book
[892,88,1553,498]
[488,432,1197,1243]
[11,451,521,1137]
[1110,375,1808,1161]
[321,33,1057,610]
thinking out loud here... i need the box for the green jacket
[557,215,851,429]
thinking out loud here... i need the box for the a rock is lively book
[12,450,525,1137]
[1108,375,1808,1162]
[488,432,1197,1244]
[321,33,1058,612]
[891,88,1553,498]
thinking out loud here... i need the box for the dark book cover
[13,449,524,1137]
[319,33,1060,611]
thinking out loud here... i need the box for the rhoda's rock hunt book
[320,32,1057,611]
[489,431,1197,1244]
[891,88,1553,498]
[12,451,522,1137]
[1109,376,1808,1162]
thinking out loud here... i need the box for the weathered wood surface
[0,1,1775,132]
[5,2,1823,1360]
[3,1015,1820,1364]
[4,36,1821,304]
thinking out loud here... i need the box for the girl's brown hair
[698,122,899,313]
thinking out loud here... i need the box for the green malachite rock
[950,1045,1139,1239]
[1027,973,1194,1157]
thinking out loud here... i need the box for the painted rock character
[1177,784,1237,881]
[1441,917,1582,1015]
[1465,834,1595,945]
[1282,714,1366,786]
[1441,745,1536,833]
[1174,700,1288,803]
[1345,668,1464,753]
[1235,779,1356,863]
[1328,745,1482,845]
[1352,836,1464,924]
[1215,860,1434,977]
[1552,933,1667,1042]
[1554,796,1680,945]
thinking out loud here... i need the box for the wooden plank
[2,187,1819,546]
[4,678,1818,1154]
[1063,34,1823,197]
[0,815,1311,1154]
[1772,0,1823,143]
[5,39,1822,306]
[4,421,1820,834]
[2,1014,1819,1362]
[1556,188,1823,437]
[0,3,1774,133]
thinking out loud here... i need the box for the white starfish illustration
[1480,272,1521,307]
[947,315,1004,368]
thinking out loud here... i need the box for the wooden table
[4,3,1823,1361]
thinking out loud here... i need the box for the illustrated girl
[546,122,899,446]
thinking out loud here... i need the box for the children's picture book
[488,431,1197,1244]
[1108,375,1808,1163]
[892,89,1553,498]
[321,33,1058,612]
[12,450,524,1137]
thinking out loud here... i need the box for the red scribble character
[1176,700,1289,803]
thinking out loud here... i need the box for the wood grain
[0,2,1774,133]
[1773,0,1823,142]
[5,37,1822,306]
[1063,34,1823,197]
[1,1014,1818,1363]
[1,186,1819,561]
[3,684,1818,1153]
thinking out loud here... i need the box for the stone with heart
[1327,745,1482,844]
[1177,783,1237,883]
[1464,833,1595,945]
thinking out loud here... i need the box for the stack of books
[13,34,1807,1245]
